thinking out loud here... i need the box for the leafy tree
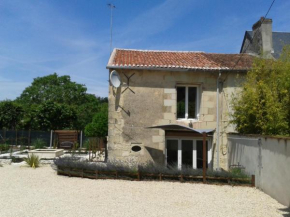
[85,103,108,138]
[32,101,77,131]
[17,73,88,105]
[15,73,106,130]
[0,100,24,129]
[231,46,290,135]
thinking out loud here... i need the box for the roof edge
[107,48,117,67]
[106,65,249,72]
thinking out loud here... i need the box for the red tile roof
[107,49,254,71]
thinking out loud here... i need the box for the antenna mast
[108,3,116,54]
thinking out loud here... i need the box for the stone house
[240,17,290,59]
[106,49,253,170]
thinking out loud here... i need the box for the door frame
[165,137,212,169]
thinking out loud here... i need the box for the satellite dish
[110,70,121,88]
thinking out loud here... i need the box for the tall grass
[25,154,40,168]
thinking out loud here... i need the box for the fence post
[3,128,6,143]
[49,130,53,148]
[251,175,255,187]
[15,129,18,146]
[180,174,184,182]
[28,129,31,147]
[80,131,83,148]
[137,171,141,181]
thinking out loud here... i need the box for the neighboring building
[106,49,253,170]
[240,17,290,59]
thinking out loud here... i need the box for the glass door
[182,140,193,168]
[166,139,178,168]
[196,140,208,169]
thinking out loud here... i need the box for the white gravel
[0,165,287,217]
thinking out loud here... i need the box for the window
[177,86,199,119]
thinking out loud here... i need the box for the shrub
[32,139,46,149]
[231,46,290,136]
[53,157,249,179]
[25,154,40,168]
[0,144,10,153]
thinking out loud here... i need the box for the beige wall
[228,134,290,206]
[108,69,244,169]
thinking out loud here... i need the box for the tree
[0,100,24,129]
[231,46,290,136]
[85,103,108,138]
[17,73,88,105]
[32,101,77,131]
[16,73,105,130]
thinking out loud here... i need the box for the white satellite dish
[110,70,121,88]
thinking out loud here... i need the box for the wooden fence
[57,166,255,187]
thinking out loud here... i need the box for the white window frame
[176,85,200,120]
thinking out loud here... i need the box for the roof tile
[107,49,254,71]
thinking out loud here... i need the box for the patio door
[166,138,212,169]
[166,139,178,168]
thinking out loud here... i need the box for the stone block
[203,115,215,122]
[171,105,177,113]
[203,101,215,108]
[159,142,165,150]
[164,93,172,99]
[152,136,164,143]
[163,106,172,113]
[156,119,170,125]
[164,99,175,106]
[163,113,175,120]
[201,107,209,115]
[164,88,176,94]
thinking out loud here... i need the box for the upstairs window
[177,86,199,119]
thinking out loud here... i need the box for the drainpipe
[216,72,221,170]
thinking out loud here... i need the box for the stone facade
[108,69,244,170]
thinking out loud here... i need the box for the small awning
[148,124,215,134]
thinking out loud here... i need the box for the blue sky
[1,0,290,100]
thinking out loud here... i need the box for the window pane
[188,87,197,119]
[167,140,178,168]
[177,87,186,118]
[196,140,208,169]
[182,140,193,168]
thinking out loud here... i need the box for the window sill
[176,118,200,122]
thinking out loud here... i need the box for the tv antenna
[108,3,116,54]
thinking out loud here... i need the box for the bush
[32,139,46,149]
[0,144,10,153]
[25,154,40,168]
[231,46,290,135]
[53,157,249,179]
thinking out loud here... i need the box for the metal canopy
[148,124,215,134]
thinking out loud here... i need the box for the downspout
[216,71,221,170]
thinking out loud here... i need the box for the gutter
[216,71,221,171]
[106,65,249,73]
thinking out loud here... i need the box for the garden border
[57,166,255,187]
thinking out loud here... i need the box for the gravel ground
[0,164,288,217]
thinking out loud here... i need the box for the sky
[0,0,290,100]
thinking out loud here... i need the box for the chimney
[252,17,273,58]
